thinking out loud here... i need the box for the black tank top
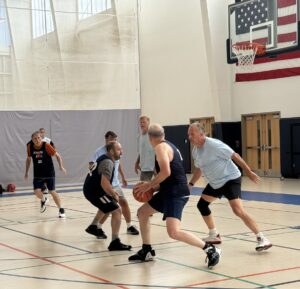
[30,142,55,178]
[155,140,187,189]
[83,154,114,193]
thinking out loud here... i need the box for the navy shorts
[33,177,55,191]
[148,183,190,221]
[202,177,241,200]
[84,190,119,214]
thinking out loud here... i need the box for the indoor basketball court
[0,177,300,288]
[0,0,300,288]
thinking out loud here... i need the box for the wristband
[189,182,194,186]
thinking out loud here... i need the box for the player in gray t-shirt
[188,123,272,252]
[135,116,155,181]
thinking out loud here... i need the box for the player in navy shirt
[128,124,221,269]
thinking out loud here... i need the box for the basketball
[132,183,154,203]
[7,183,16,193]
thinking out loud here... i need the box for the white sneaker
[59,208,66,218]
[43,188,49,195]
[40,197,49,213]
[256,237,272,251]
[203,233,222,244]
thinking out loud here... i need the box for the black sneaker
[85,225,107,239]
[204,245,221,269]
[108,238,132,251]
[59,208,66,218]
[97,228,107,239]
[128,248,156,261]
[127,225,139,235]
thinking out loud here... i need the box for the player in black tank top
[155,140,187,190]
[128,124,221,268]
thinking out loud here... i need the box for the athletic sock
[256,232,264,239]
[209,228,218,236]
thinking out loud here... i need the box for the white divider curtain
[0,110,140,189]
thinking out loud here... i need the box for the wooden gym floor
[0,177,299,289]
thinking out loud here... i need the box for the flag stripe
[236,66,300,81]
[254,50,300,64]
[278,31,297,42]
[277,0,296,9]
[277,14,297,25]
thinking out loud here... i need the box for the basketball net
[232,43,265,71]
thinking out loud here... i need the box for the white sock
[256,232,264,239]
[42,195,47,201]
[97,223,102,229]
[209,228,218,236]
[127,222,131,228]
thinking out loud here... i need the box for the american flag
[233,0,300,81]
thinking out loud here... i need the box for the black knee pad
[197,198,211,216]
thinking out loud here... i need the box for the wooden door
[243,112,281,177]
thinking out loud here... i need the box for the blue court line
[1,185,300,206]
[189,187,300,206]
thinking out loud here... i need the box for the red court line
[0,242,130,289]
[188,266,300,287]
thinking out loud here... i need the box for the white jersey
[42,136,52,144]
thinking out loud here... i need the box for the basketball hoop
[232,42,266,70]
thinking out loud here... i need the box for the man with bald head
[83,141,132,251]
[128,124,221,269]
[188,122,272,252]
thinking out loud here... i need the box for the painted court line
[189,265,300,287]
[0,226,93,253]
[156,257,275,289]
[0,242,130,289]
[1,240,298,289]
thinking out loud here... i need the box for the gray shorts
[113,185,125,198]
[140,171,154,181]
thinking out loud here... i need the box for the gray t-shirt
[138,133,155,172]
[98,158,114,180]
[91,145,120,187]
[192,137,241,189]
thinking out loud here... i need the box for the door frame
[242,111,281,177]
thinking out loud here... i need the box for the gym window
[0,0,11,47]
[78,0,112,20]
[31,0,54,39]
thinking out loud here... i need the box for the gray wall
[0,109,140,189]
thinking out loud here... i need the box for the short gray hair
[148,123,165,138]
[189,122,205,133]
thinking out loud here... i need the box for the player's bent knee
[197,198,211,216]
[166,227,179,240]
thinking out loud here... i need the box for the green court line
[156,257,275,289]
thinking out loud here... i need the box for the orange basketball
[132,184,154,203]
